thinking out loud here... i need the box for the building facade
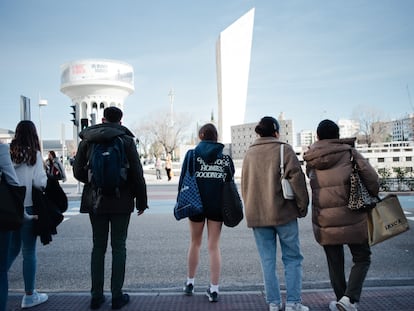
[357,141,414,177]
[392,114,414,141]
[230,117,295,160]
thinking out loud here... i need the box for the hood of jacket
[79,123,134,143]
[303,138,355,170]
[194,140,224,163]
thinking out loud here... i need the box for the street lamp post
[38,99,48,157]
[168,88,175,160]
[168,88,175,126]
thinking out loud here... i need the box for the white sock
[186,278,194,285]
[210,284,219,293]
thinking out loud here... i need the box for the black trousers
[323,242,371,303]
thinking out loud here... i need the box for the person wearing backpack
[73,107,148,310]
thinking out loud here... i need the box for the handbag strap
[187,150,196,176]
[350,149,358,170]
[280,144,285,177]
[222,154,233,182]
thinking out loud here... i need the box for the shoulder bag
[348,150,379,210]
[0,174,26,231]
[280,144,294,200]
[368,194,409,246]
[221,156,243,227]
[174,150,203,220]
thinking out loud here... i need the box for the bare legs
[187,219,222,285]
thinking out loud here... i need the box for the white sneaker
[329,301,339,311]
[285,302,310,311]
[21,291,48,308]
[269,302,283,311]
[336,296,357,311]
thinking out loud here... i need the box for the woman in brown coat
[242,116,309,311]
[303,119,379,311]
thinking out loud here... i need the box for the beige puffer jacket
[303,138,380,245]
[241,137,309,228]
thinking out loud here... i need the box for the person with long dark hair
[0,142,20,311]
[8,120,48,309]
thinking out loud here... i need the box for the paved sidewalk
[7,287,413,310]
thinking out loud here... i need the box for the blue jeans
[253,219,304,305]
[0,231,11,311]
[7,206,38,293]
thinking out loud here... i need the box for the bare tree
[132,110,192,160]
[352,105,389,146]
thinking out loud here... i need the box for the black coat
[73,122,148,214]
[32,178,67,245]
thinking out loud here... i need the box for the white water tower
[60,59,134,139]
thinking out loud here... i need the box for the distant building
[338,119,359,138]
[230,122,256,160]
[392,114,414,141]
[357,141,414,178]
[0,128,14,143]
[297,130,316,148]
[230,115,294,160]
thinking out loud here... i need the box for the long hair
[10,120,41,165]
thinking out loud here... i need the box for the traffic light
[70,105,78,126]
[80,118,89,130]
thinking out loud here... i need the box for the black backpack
[88,136,128,197]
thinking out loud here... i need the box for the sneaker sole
[205,292,218,303]
[336,303,348,311]
[22,297,48,308]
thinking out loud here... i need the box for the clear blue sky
[1,0,413,140]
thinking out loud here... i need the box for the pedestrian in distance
[73,107,148,310]
[0,142,21,311]
[155,157,162,180]
[180,123,236,303]
[303,119,380,311]
[7,121,48,309]
[165,153,172,181]
[45,150,66,182]
[241,116,310,311]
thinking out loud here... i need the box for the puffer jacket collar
[304,138,355,170]
[79,123,134,143]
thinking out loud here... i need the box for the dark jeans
[323,242,371,303]
[89,213,131,300]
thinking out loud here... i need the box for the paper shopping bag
[367,194,409,246]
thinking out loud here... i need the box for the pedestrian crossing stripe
[404,211,414,222]
[63,207,80,222]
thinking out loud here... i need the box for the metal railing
[379,178,414,192]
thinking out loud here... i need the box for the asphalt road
[7,183,414,294]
